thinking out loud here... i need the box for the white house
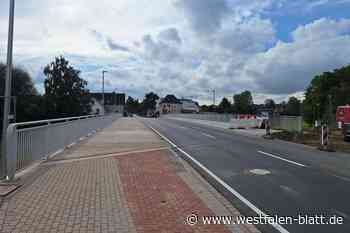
[156,95,182,115]
[156,96,199,115]
[89,92,125,115]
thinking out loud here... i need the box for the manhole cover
[249,169,271,175]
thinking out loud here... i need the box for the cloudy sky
[1,0,350,104]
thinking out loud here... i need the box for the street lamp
[1,0,15,179]
[102,70,108,106]
[208,89,216,105]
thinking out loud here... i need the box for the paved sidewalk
[0,118,259,233]
[53,118,168,160]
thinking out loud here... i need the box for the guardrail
[3,114,121,180]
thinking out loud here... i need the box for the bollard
[263,119,273,139]
[266,120,271,136]
[319,124,334,152]
[321,124,326,147]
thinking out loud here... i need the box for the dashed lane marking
[201,132,217,139]
[257,151,308,168]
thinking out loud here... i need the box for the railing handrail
[8,114,101,128]
[3,113,120,181]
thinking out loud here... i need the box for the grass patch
[303,121,313,129]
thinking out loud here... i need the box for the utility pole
[213,90,216,106]
[1,0,15,179]
[102,70,107,108]
[1,97,16,122]
[210,89,216,105]
[299,99,304,134]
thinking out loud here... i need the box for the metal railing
[167,113,233,122]
[3,114,120,180]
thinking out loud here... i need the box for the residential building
[90,92,125,115]
[156,95,199,114]
[156,95,182,114]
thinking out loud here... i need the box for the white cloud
[215,17,276,53]
[305,0,350,11]
[158,28,182,44]
[243,19,350,94]
[292,18,350,42]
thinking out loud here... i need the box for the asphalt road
[142,117,350,233]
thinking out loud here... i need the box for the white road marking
[332,174,350,183]
[201,132,216,139]
[257,151,307,168]
[146,123,290,233]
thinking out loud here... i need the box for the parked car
[336,106,350,141]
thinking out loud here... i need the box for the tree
[208,105,218,113]
[125,96,140,113]
[200,105,209,112]
[303,64,350,123]
[218,97,232,113]
[140,92,159,115]
[44,56,91,118]
[233,91,254,114]
[0,63,45,124]
[264,99,276,110]
[285,97,301,116]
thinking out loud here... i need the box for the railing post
[0,139,5,179]
[6,124,17,181]
[0,138,6,180]
[64,119,69,146]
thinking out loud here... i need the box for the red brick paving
[117,150,231,233]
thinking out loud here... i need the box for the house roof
[160,95,181,104]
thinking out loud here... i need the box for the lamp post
[208,89,216,105]
[102,70,108,107]
[1,0,15,179]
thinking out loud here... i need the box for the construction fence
[270,116,303,133]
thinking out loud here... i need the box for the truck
[336,106,350,141]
